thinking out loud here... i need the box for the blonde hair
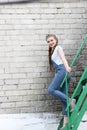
[46,34,58,44]
[46,34,58,70]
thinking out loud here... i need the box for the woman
[46,34,75,130]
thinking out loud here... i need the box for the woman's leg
[60,116,68,130]
[60,72,71,114]
[60,82,68,116]
[63,116,68,127]
[60,73,71,128]
[48,68,67,101]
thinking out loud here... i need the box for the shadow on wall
[0,0,87,5]
[0,0,40,5]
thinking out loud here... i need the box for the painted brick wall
[0,1,87,113]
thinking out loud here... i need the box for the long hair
[46,34,58,70]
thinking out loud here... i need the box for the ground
[0,112,87,130]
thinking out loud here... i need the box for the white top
[51,45,63,65]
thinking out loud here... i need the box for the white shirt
[51,45,63,65]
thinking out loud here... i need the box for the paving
[0,112,87,130]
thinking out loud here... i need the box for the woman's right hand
[66,66,71,73]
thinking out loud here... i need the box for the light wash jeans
[48,60,71,115]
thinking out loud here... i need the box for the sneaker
[60,127,65,130]
[70,98,76,112]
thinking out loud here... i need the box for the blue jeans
[48,61,71,115]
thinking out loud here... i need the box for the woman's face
[46,36,57,48]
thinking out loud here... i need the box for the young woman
[46,34,75,130]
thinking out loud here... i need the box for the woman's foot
[70,98,76,112]
[60,126,65,130]
[60,116,68,130]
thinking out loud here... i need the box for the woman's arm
[58,48,71,72]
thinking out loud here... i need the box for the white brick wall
[0,1,87,113]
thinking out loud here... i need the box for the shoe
[70,98,76,112]
[60,127,65,130]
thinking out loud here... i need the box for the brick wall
[0,1,87,113]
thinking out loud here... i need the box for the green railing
[60,34,87,88]
[66,34,87,111]
[58,34,87,130]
